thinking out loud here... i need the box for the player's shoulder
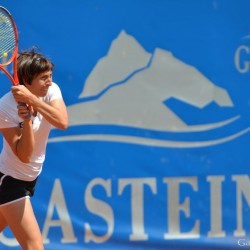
[44,82,62,103]
[50,82,61,91]
[51,82,59,87]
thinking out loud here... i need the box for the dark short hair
[17,47,54,85]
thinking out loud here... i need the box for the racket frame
[0,6,19,85]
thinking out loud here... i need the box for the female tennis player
[0,48,68,250]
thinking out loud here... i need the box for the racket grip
[18,102,31,119]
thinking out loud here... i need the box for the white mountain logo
[49,30,249,147]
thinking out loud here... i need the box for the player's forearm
[16,119,34,163]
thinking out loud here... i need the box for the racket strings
[0,11,15,62]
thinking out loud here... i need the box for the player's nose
[45,78,52,86]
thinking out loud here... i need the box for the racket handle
[18,102,31,119]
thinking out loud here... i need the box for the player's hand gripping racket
[0,6,30,118]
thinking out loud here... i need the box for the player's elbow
[59,123,68,130]
[58,120,68,130]
[52,114,68,130]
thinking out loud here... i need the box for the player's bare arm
[0,118,34,163]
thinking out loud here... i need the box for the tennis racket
[0,6,30,117]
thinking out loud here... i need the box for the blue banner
[0,0,250,249]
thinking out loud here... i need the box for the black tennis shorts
[0,172,38,206]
